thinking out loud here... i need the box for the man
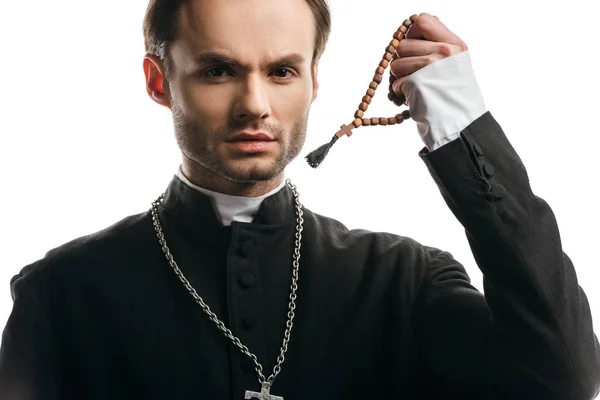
[0,0,598,399]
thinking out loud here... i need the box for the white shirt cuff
[401,50,487,152]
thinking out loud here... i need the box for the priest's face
[146,0,319,191]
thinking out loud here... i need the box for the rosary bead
[410,14,418,22]
[392,96,404,107]
[330,16,416,145]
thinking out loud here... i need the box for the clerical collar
[175,165,286,226]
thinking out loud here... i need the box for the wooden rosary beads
[305,14,418,168]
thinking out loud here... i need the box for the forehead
[175,0,316,64]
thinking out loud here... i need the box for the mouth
[226,131,276,154]
[227,131,275,142]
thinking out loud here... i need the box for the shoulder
[300,208,463,299]
[13,210,154,290]
[303,207,444,263]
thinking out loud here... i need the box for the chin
[220,159,284,183]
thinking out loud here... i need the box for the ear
[143,54,171,109]
[311,62,319,103]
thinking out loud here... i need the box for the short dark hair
[142,0,332,78]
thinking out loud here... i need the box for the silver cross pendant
[244,382,283,400]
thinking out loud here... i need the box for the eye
[272,68,294,78]
[204,67,230,78]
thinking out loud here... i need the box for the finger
[406,13,463,45]
[389,54,443,78]
[395,38,440,58]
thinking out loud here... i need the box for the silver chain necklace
[150,178,304,400]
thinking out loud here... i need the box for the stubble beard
[172,104,309,184]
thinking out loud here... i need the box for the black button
[241,241,254,256]
[483,164,495,177]
[473,143,484,156]
[240,272,255,287]
[491,185,506,199]
[241,357,255,373]
[243,315,257,329]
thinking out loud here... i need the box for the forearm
[419,112,600,398]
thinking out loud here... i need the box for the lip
[228,131,274,142]
[226,132,276,154]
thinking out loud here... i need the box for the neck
[181,156,285,198]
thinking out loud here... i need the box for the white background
[1,0,598,358]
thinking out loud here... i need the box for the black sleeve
[414,111,600,399]
[0,273,62,400]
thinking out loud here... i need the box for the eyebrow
[193,52,307,71]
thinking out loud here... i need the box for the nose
[233,74,271,121]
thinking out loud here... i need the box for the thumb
[392,76,409,97]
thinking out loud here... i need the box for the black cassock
[1,112,599,399]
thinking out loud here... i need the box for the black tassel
[305,134,340,168]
